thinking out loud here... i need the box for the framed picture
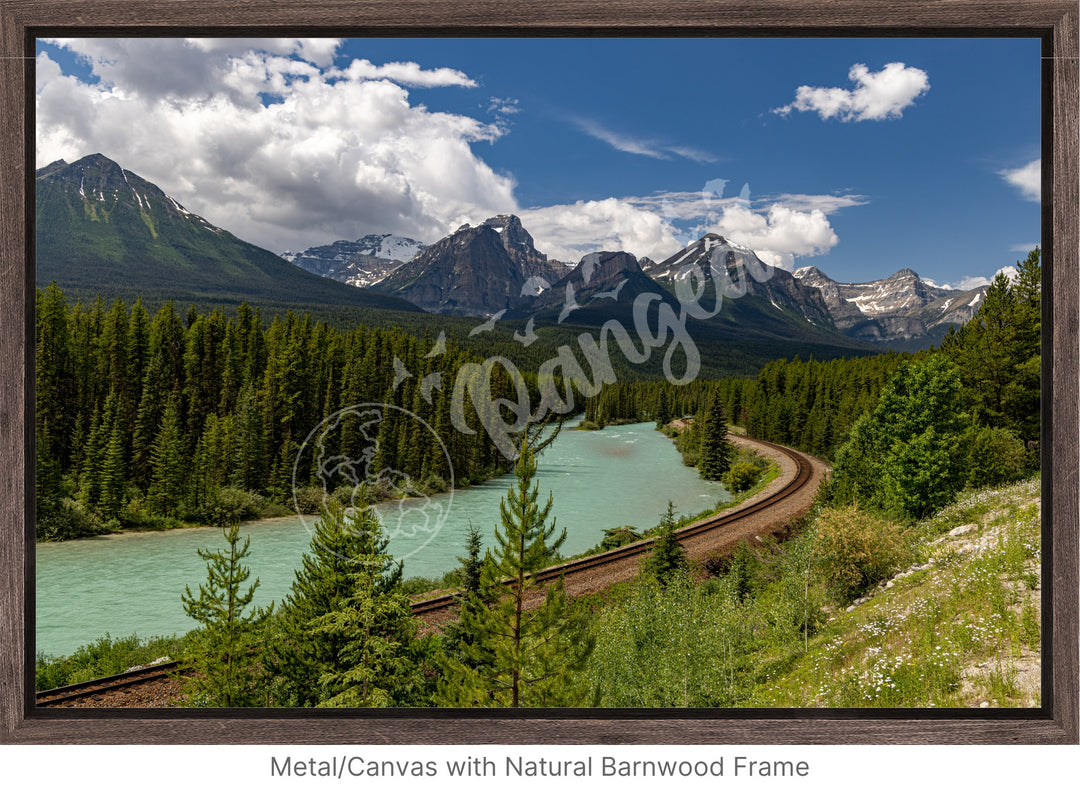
[1,0,1076,744]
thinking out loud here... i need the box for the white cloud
[710,204,839,270]
[1010,242,1040,253]
[518,199,685,264]
[765,193,869,214]
[1000,159,1041,202]
[328,58,477,88]
[37,40,511,253]
[923,275,991,291]
[36,39,849,270]
[488,97,520,115]
[924,265,1020,291]
[773,62,930,122]
[573,118,717,163]
[518,191,849,268]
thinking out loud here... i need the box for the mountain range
[286,220,983,347]
[37,154,986,361]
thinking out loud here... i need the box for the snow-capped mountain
[644,233,835,327]
[793,265,985,344]
[643,233,986,347]
[281,234,426,287]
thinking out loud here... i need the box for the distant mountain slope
[35,154,418,312]
[793,265,985,345]
[281,234,425,287]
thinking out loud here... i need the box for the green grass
[751,479,1041,708]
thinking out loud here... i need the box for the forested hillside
[34,286,540,540]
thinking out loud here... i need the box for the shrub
[813,505,912,604]
[967,427,1029,488]
[724,461,763,493]
[200,487,264,525]
[36,497,110,541]
[291,485,327,515]
[36,632,187,691]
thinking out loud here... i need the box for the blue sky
[36,37,1040,286]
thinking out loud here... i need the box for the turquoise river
[36,422,730,657]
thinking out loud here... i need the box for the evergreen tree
[830,354,969,519]
[311,543,419,708]
[440,523,490,669]
[98,400,127,520]
[181,522,271,706]
[267,504,406,707]
[148,393,186,518]
[942,247,1040,448]
[643,500,687,588]
[438,442,591,708]
[697,390,734,481]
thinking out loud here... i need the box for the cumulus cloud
[773,62,929,122]
[710,203,839,269]
[518,198,686,264]
[999,159,1041,202]
[36,39,851,269]
[924,265,1020,291]
[37,40,512,252]
[517,189,851,268]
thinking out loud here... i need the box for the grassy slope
[752,479,1041,708]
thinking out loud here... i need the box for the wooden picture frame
[1,0,1076,744]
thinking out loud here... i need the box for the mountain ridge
[35,154,419,313]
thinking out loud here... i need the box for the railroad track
[36,435,820,707]
[35,660,189,707]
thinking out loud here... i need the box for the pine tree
[148,393,186,518]
[181,522,271,706]
[643,500,687,587]
[311,543,419,708]
[438,442,592,708]
[267,504,406,707]
[698,390,734,481]
[830,354,969,519]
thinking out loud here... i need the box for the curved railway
[36,434,826,708]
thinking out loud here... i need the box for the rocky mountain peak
[482,213,546,261]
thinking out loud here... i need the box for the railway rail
[36,434,823,708]
[35,660,189,708]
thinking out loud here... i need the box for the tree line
[34,285,546,540]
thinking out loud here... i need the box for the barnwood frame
[0,0,1076,744]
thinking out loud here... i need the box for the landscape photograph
[31,35,1044,711]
